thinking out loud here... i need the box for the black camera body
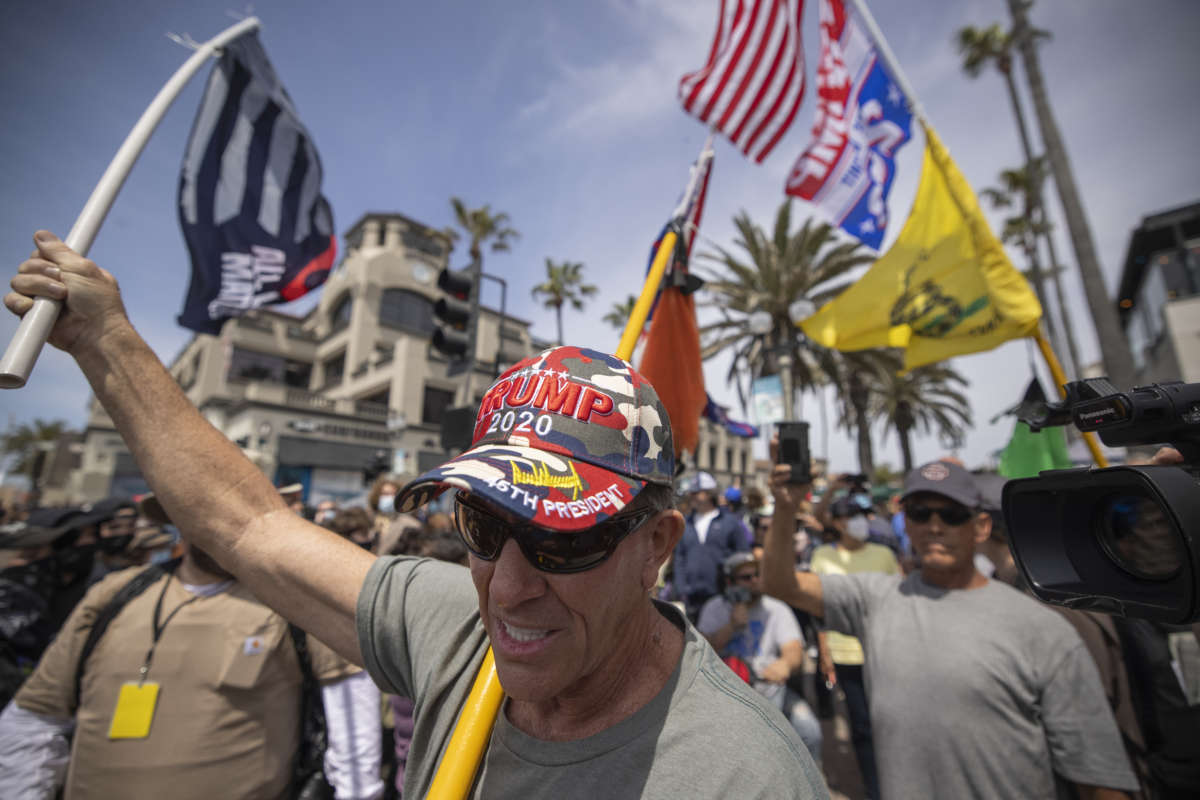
[1002,378,1200,623]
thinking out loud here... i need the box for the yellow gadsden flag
[800,124,1041,369]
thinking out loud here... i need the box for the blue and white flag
[177,33,335,334]
[784,0,912,250]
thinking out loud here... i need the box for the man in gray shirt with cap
[762,455,1140,800]
[4,237,826,799]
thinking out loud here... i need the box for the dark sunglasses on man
[454,492,658,574]
[904,503,974,526]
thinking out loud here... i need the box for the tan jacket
[17,566,357,800]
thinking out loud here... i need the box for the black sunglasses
[453,493,657,574]
[905,503,974,526]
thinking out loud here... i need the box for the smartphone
[776,422,811,484]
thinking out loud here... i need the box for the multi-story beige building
[1116,199,1200,385]
[64,210,761,505]
[71,212,536,505]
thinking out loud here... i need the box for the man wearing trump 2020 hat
[762,456,1139,800]
[373,346,822,797]
[4,240,824,798]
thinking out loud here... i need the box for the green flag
[998,379,1073,478]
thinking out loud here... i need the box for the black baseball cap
[901,461,982,508]
[74,497,136,528]
[830,497,867,518]
[0,507,85,549]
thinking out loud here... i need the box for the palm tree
[828,349,901,477]
[532,260,598,345]
[698,200,876,421]
[956,21,1081,378]
[603,295,639,331]
[2,418,69,489]
[447,197,519,267]
[1005,0,1136,390]
[981,163,1079,374]
[870,363,973,473]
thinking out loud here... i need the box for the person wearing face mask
[73,497,138,586]
[313,499,339,527]
[0,496,384,800]
[0,514,65,707]
[367,474,406,543]
[809,497,899,800]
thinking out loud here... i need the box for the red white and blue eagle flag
[784,0,912,250]
[679,0,807,163]
[177,33,336,334]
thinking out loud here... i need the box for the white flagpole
[841,0,929,128]
[0,16,262,389]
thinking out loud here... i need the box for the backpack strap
[73,558,179,709]
[288,623,331,797]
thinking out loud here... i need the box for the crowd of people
[0,232,1197,798]
[0,473,474,799]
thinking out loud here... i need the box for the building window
[1138,266,1169,342]
[726,448,735,475]
[708,444,718,471]
[740,450,748,476]
[324,352,345,387]
[1126,312,1148,372]
[422,386,455,426]
[402,229,445,257]
[227,347,311,388]
[380,289,435,335]
[330,294,352,334]
[378,223,389,246]
[284,360,312,388]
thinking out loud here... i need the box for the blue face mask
[377,494,396,515]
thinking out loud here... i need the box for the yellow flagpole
[425,648,505,800]
[617,230,679,360]
[1032,328,1108,468]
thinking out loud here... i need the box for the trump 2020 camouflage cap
[396,346,674,531]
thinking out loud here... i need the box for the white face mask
[377,494,396,514]
[845,515,870,542]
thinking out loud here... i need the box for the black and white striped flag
[177,32,335,334]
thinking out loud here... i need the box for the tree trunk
[1008,0,1136,391]
[819,383,830,462]
[1000,58,1082,378]
[898,425,914,474]
[848,373,874,475]
[999,68,1061,365]
[555,303,564,346]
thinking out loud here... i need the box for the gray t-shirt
[821,571,1139,800]
[357,556,827,799]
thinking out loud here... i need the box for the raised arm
[760,460,825,618]
[5,232,374,663]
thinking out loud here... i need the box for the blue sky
[2,0,1198,476]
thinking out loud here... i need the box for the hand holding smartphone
[776,421,811,484]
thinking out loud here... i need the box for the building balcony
[226,380,387,421]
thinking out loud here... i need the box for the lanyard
[140,573,200,684]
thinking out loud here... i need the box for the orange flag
[639,287,706,454]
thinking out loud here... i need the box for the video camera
[1002,378,1200,624]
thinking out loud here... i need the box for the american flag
[679,0,807,163]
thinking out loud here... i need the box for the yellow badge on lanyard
[108,681,160,739]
